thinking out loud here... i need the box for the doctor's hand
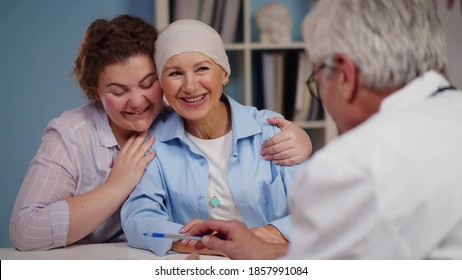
[188,219,288,260]
[173,219,224,256]
[261,117,312,166]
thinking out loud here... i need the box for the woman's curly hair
[74,15,158,101]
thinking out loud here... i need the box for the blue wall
[0,0,153,248]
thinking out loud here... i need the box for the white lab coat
[287,71,462,259]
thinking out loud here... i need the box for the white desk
[0,242,227,260]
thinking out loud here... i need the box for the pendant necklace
[209,130,231,208]
[210,195,220,207]
[209,148,225,208]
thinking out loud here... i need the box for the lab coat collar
[380,71,451,113]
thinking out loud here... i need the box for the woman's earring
[223,80,229,86]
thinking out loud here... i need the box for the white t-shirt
[186,130,244,222]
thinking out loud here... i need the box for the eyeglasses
[306,63,327,104]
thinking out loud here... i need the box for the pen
[143,232,203,241]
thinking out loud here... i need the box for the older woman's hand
[250,225,288,245]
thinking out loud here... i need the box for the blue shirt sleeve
[121,158,183,256]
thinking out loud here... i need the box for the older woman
[121,19,308,256]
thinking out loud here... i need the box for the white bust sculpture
[256,3,292,44]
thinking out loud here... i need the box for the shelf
[225,42,306,51]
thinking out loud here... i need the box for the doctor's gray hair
[302,0,448,91]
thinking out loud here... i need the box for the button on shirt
[122,95,302,256]
[10,103,125,251]
[287,71,462,259]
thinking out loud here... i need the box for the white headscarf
[155,19,231,85]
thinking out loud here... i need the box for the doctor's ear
[334,54,359,103]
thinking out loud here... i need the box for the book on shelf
[252,51,265,110]
[254,50,324,122]
[212,0,226,33]
[261,52,277,112]
[308,94,321,121]
[199,0,215,25]
[311,98,324,121]
[293,52,308,121]
[273,52,284,114]
[262,51,284,113]
[281,50,300,120]
[220,0,242,43]
[293,52,311,122]
[172,0,241,43]
[173,0,200,20]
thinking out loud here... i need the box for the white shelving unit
[154,0,337,151]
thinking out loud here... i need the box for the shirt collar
[157,94,262,144]
[92,102,119,148]
[380,71,450,113]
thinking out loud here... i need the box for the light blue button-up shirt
[121,95,303,256]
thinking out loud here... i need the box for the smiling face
[160,51,228,130]
[96,54,163,145]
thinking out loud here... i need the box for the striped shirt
[10,103,125,251]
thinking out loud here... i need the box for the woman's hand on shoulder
[106,131,156,196]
